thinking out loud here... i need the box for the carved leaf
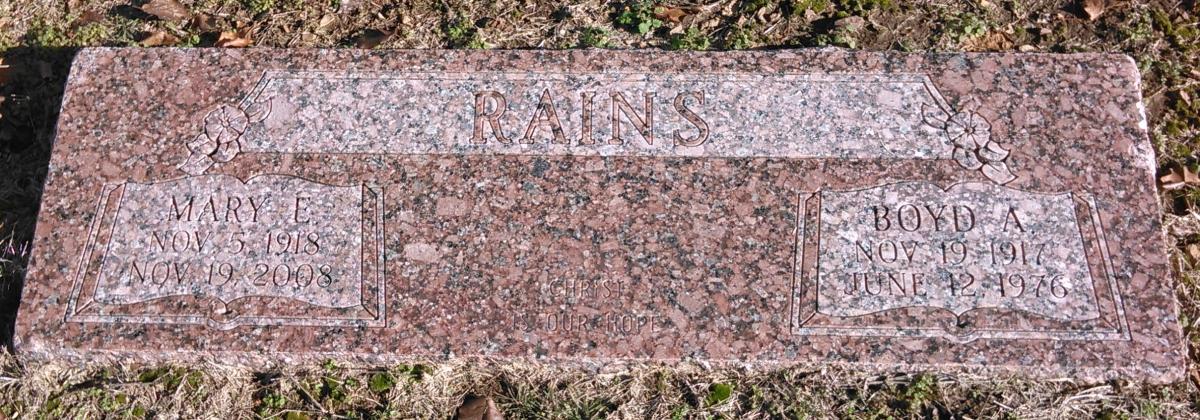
[242,98,272,124]
[186,132,216,155]
[977,140,1011,162]
[953,147,984,170]
[210,137,241,163]
[981,161,1017,184]
[178,151,214,175]
[920,102,950,130]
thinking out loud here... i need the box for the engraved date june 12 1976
[815,182,1101,321]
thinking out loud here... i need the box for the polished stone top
[15,48,1185,382]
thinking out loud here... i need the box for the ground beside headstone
[14,48,1186,383]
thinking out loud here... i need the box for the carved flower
[179,99,271,175]
[922,102,1016,184]
[202,103,251,163]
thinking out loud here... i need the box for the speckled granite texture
[15,48,1185,382]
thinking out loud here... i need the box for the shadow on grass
[0,46,77,350]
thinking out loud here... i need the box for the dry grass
[2,354,1196,418]
[1,0,1199,418]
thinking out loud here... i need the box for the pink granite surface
[14,48,1186,382]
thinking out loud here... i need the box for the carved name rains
[181,70,1013,183]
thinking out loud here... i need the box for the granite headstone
[14,48,1186,382]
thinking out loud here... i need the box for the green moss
[137,367,169,383]
[24,20,70,48]
[833,0,894,16]
[39,395,65,419]
[578,26,611,48]
[726,25,755,49]
[368,371,396,394]
[1095,407,1133,420]
[0,401,21,418]
[944,12,988,43]
[0,30,15,49]
[890,374,938,414]
[705,382,733,406]
[73,23,111,45]
[445,17,488,49]
[283,411,311,420]
[243,0,275,15]
[669,405,688,420]
[669,27,710,50]
[396,363,431,382]
[255,390,288,416]
[1120,12,1154,44]
[791,0,831,15]
[98,392,128,413]
[615,1,663,35]
[741,0,773,13]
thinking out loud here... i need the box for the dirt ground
[0,0,1198,418]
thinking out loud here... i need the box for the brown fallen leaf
[142,0,191,22]
[454,395,503,420]
[190,13,217,32]
[655,6,688,24]
[354,29,390,49]
[1160,163,1200,190]
[140,30,180,47]
[1082,0,1106,20]
[317,14,337,31]
[834,16,865,32]
[963,31,1014,52]
[71,10,106,28]
[1186,243,1200,265]
[215,29,253,48]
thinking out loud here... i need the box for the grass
[614,1,664,35]
[0,0,1199,417]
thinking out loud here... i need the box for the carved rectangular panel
[65,175,385,329]
[792,182,1128,342]
[236,71,956,159]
